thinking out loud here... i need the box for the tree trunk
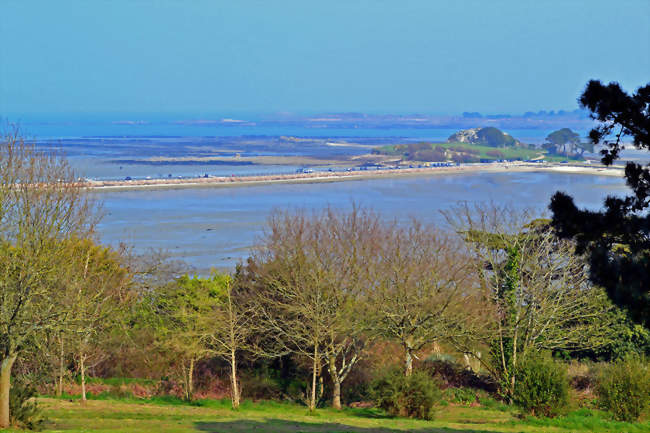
[57,336,64,397]
[309,345,318,412]
[510,325,518,400]
[405,347,413,377]
[318,374,324,401]
[332,380,342,410]
[187,358,194,402]
[80,354,87,403]
[329,356,342,410]
[0,354,17,428]
[230,348,240,409]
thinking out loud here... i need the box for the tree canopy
[549,80,650,327]
[543,128,592,157]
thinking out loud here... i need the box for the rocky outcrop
[448,128,481,144]
[448,127,520,147]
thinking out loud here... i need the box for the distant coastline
[86,162,624,192]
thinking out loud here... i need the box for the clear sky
[1,0,648,116]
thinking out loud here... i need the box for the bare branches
[445,202,616,398]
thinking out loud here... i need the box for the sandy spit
[84,162,624,192]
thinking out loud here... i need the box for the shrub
[370,368,441,420]
[240,373,284,400]
[422,358,497,392]
[514,355,569,417]
[10,381,45,430]
[443,387,477,405]
[595,357,650,421]
[486,150,505,159]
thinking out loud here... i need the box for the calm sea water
[95,171,627,273]
[15,122,637,273]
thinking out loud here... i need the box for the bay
[95,171,627,273]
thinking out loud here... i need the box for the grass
[1,396,648,433]
[376,142,542,162]
[434,142,542,161]
[84,377,156,386]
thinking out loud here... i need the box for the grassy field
[2,397,648,433]
[376,142,546,162]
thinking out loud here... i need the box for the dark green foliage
[422,358,496,393]
[476,127,517,147]
[370,368,441,420]
[447,127,518,147]
[451,153,480,164]
[240,372,285,400]
[9,381,44,430]
[413,146,446,162]
[567,312,650,361]
[489,246,519,400]
[513,355,569,418]
[550,80,650,328]
[595,357,650,421]
[543,128,591,157]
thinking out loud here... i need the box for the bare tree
[252,207,381,410]
[206,273,256,409]
[0,129,98,427]
[445,203,617,400]
[362,220,481,376]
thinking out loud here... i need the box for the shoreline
[85,162,625,192]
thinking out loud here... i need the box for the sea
[14,119,635,274]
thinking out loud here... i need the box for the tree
[362,220,481,377]
[447,203,617,401]
[149,273,225,401]
[63,239,131,402]
[476,127,517,147]
[0,130,97,427]
[206,273,254,409]
[543,128,589,157]
[550,80,650,327]
[251,207,379,411]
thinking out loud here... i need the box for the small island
[373,127,591,164]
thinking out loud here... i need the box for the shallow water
[95,171,628,273]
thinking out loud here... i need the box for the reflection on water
[95,171,628,273]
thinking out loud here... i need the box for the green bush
[513,355,569,417]
[443,387,477,405]
[10,381,45,430]
[370,368,441,420]
[595,357,650,421]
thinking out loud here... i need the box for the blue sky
[1,0,648,116]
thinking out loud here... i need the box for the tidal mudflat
[96,170,627,273]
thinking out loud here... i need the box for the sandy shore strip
[84,162,624,192]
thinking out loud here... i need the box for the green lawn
[2,398,648,433]
[434,142,543,161]
[376,142,545,162]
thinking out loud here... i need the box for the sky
[1,0,649,117]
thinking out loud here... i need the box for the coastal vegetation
[373,140,542,163]
[447,127,521,147]
[543,128,594,158]
[373,126,596,163]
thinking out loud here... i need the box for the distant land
[248,109,593,130]
[9,109,595,140]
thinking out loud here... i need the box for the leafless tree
[361,219,482,376]
[251,207,381,410]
